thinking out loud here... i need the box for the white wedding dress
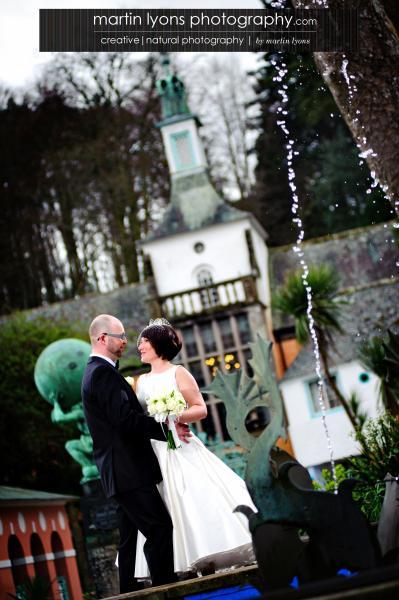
[134,365,256,577]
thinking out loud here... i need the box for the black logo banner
[39,9,358,53]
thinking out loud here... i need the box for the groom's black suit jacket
[82,356,166,498]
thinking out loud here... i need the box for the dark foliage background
[0,54,169,315]
[0,316,88,494]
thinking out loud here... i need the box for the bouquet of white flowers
[147,388,186,450]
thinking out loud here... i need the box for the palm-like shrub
[273,265,357,428]
[359,330,399,416]
[8,575,53,600]
[273,265,343,345]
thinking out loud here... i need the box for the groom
[82,313,188,592]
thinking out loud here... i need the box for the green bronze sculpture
[157,53,191,120]
[203,335,379,589]
[202,334,285,523]
[34,338,99,484]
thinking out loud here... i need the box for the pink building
[0,486,83,600]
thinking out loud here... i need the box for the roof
[142,170,252,243]
[281,278,399,381]
[23,281,151,328]
[143,201,251,243]
[0,486,79,505]
[156,113,201,129]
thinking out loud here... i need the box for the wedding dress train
[134,365,256,577]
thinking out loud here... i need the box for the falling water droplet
[341,56,398,217]
[270,55,337,491]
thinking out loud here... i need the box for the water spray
[271,52,338,490]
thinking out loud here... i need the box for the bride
[133,318,256,579]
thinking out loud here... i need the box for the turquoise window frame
[170,130,196,170]
[305,372,344,419]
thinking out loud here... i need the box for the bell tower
[156,54,207,177]
[141,54,272,440]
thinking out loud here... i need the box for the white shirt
[90,353,116,367]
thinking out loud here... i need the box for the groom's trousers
[115,484,177,593]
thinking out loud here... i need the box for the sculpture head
[34,338,91,409]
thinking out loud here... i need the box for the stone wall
[269,221,399,331]
[86,538,119,598]
[269,221,398,290]
[24,281,151,331]
[3,281,154,364]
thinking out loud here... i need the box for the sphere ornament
[34,338,91,409]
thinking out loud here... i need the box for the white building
[140,56,272,439]
[270,227,399,474]
[280,361,380,469]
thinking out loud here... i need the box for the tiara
[148,318,172,327]
[137,317,172,346]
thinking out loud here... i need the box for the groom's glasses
[98,332,128,341]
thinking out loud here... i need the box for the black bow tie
[115,360,119,371]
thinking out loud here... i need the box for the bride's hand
[175,422,192,444]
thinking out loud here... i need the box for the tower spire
[156,54,190,120]
[160,52,172,77]
[152,53,237,233]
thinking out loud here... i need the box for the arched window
[196,268,219,309]
[8,534,29,592]
[30,533,51,586]
[51,532,70,600]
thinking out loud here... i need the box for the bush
[346,412,399,523]
[312,463,347,493]
[8,575,53,600]
[312,414,399,523]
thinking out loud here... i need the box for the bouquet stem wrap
[166,415,181,450]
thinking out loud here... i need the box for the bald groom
[82,314,184,592]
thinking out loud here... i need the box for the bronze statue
[203,335,380,589]
[34,338,99,483]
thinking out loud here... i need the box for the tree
[246,45,393,245]
[346,413,399,522]
[273,265,358,428]
[304,125,394,236]
[0,92,106,309]
[291,0,399,210]
[8,575,53,600]
[0,96,63,312]
[40,53,170,288]
[0,53,170,313]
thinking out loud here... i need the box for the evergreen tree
[245,48,393,246]
[291,0,399,209]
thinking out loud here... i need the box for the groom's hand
[176,422,192,444]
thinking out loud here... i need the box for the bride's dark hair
[139,324,182,360]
